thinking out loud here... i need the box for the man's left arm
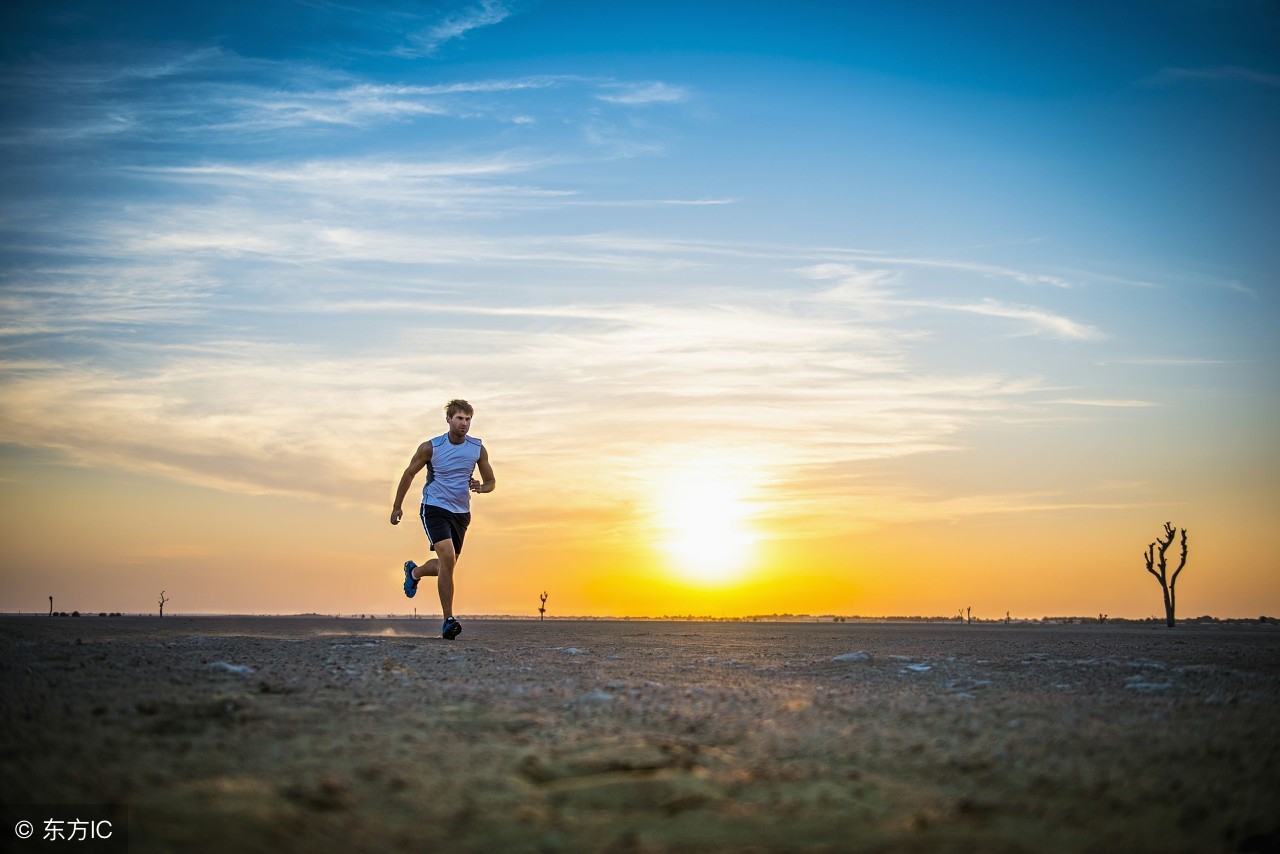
[470,445,496,494]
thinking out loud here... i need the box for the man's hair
[445,399,474,418]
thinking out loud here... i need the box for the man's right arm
[390,442,432,525]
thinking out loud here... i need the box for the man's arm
[469,445,496,494]
[390,442,432,524]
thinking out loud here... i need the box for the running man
[390,399,496,639]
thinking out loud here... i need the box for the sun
[654,479,759,585]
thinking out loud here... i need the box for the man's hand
[469,478,492,494]
[390,507,403,525]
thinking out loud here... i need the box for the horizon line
[5,612,1274,623]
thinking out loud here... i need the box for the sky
[1,0,1277,619]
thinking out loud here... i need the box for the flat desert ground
[2,616,1277,852]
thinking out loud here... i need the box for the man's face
[447,411,472,435]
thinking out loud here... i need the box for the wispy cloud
[1218,279,1258,297]
[134,155,549,186]
[1048,398,1157,408]
[203,77,570,130]
[880,257,1075,289]
[400,0,515,57]
[557,197,737,207]
[105,47,228,83]
[596,82,691,105]
[0,57,688,147]
[797,264,1099,339]
[911,298,1104,341]
[798,263,900,298]
[830,490,1157,529]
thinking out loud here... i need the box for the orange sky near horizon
[2,429,1275,620]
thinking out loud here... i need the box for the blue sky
[1,1,1277,616]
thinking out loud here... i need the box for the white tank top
[422,434,482,514]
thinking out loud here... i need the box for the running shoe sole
[442,617,462,640]
[403,561,418,598]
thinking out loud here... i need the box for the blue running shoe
[442,616,462,640]
[403,561,418,599]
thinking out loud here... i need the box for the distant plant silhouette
[1144,522,1188,627]
[158,590,170,618]
[539,591,548,621]
[48,595,53,617]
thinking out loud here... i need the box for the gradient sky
[2,1,1277,618]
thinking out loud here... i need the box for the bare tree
[158,590,170,618]
[1144,522,1188,627]
[539,591,548,621]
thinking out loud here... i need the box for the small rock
[1125,681,1173,693]
[207,661,254,676]
[570,689,614,708]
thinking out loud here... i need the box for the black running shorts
[419,504,471,555]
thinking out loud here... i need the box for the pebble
[207,661,254,676]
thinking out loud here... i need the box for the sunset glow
[1,2,1277,619]
[652,469,761,585]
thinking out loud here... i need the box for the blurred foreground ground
[2,617,1277,852]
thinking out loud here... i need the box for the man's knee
[436,540,459,567]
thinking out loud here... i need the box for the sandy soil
[2,616,1277,853]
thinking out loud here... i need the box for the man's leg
[406,555,440,602]
[407,548,459,620]
[411,558,440,579]
[432,539,458,619]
